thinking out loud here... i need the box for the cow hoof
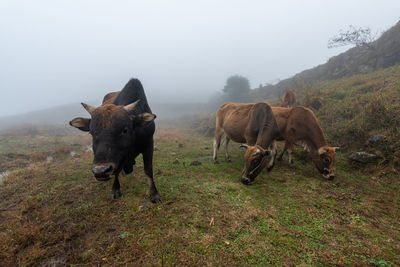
[123,165,133,175]
[111,189,122,199]
[226,159,232,163]
[213,160,220,164]
[151,194,162,204]
[290,163,296,169]
[267,164,275,172]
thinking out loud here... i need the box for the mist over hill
[0,101,209,131]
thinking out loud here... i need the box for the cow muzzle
[92,163,115,181]
[321,168,335,180]
[241,177,253,185]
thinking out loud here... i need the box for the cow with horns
[69,79,161,203]
[213,102,280,185]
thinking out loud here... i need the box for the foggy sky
[1,0,399,117]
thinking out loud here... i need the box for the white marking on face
[318,147,327,155]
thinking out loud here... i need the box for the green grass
[0,128,399,266]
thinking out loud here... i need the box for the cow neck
[255,126,273,149]
[305,123,328,158]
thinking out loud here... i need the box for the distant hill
[0,101,209,131]
[0,103,87,131]
[252,20,400,99]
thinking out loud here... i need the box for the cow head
[69,101,156,181]
[239,144,272,185]
[313,146,338,180]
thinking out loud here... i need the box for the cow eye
[121,127,128,135]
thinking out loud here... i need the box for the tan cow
[272,106,338,180]
[213,102,280,185]
[281,89,296,107]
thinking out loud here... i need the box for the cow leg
[111,174,122,199]
[277,142,288,161]
[288,144,296,169]
[142,147,161,203]
[267,140,277,172]
[223,136,231,162]
[123,158,135,175]
[213,124,224,164]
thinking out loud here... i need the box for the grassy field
[0,127,399,266]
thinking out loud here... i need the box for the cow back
[114,79,153,115]
[113,79,155,139]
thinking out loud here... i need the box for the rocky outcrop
[349,152,378,163]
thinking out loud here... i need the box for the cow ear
[69,117,91,131]
[134,113,156,126]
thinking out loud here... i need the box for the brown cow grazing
[213,102,280,185]
[69,79,161,203]
[272,106,338,180]
[281,89,296,107]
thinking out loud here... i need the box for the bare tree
[328,25,378,49]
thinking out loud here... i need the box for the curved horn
[255,145,265,151]
[252,150,261,156]
[239,144,248,149]
[81,103,96,116]
[333,147,340,151]
[123,100,140,112]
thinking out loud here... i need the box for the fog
[1,0,399,117]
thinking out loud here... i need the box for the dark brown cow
[69,79,161,202]
[213,102,280,185]
[272,106,338,180]
[281,89,296,107]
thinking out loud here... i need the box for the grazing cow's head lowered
[69,101,156,181]
[313,146,338,180]
[239,144,272,185]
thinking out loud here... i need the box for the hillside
[296,64,400,152]
[253,20,400,99]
